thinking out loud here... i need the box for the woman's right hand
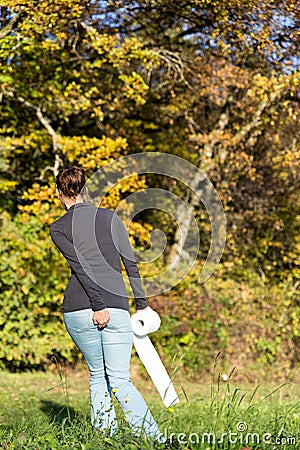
[93,309,110,328]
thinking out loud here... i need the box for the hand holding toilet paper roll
[131,308,179,408]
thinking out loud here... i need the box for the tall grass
[0,357,299,449]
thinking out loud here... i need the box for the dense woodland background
[0,0,299,380]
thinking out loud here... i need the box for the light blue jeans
[63,308,161,438]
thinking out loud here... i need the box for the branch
[2,90,63,176]
[155,48,191,86]
[79,20,95,35]
[235,73,299,146]
[39,153,62,179]
[203,83,290,163]
[203,108,231,159]
[36,107,59,153]
[0,10,25,40]
[12,95,60,154]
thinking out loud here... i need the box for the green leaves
[0,212,73,368]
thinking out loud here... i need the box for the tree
[102,0,300,279]
[0,0,158,368]
[0,0,299,370]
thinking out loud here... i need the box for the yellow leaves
[5,131,51,154]
[85,29,158,73]
[247,72,299,108]
[59,135,128,168]
[90,59,107,70]
[83,31,113,52]
[271,145,300,182]
[64,82,78,96]
[0,180,18,193]
[22,183,55,202]
[91,104,105,122]
[21,285,29,295]
[6,0,87,36]
[100,172,147,210]
[20,184,60,225]
[119,71,149,105]
[54,31,67,42]
[58,83,96,113]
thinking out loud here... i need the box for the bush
[145,265,300,381]
[1,211,299,380]
[0,212,76,370]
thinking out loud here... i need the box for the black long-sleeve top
[50,202,148,313]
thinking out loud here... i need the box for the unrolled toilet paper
[131,309,179,408]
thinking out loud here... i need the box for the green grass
[0,361,299,449]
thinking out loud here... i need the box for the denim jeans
[63,308,161,438]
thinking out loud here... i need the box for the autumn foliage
[0,0,299,377]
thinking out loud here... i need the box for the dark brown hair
[56,166,86,198]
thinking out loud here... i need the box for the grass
[0,358,299,449]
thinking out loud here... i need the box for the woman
[50,166,161,439]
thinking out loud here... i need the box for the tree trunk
[167,83,289,269]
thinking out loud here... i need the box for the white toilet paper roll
[131,309,161,336]
[131,309,179,408]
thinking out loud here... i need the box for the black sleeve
[116,216,148,310]
[50,223,106,311]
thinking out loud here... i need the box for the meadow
[0,359,299,450]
